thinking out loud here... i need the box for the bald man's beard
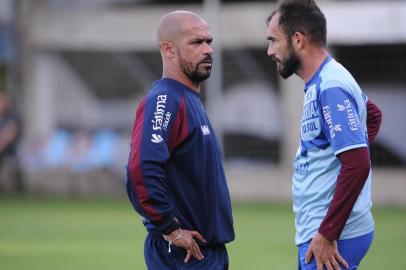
[179,56,212,83]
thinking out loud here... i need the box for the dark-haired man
[266,1,382,269]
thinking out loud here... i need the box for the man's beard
[277,48,301,79]
[180,56,212,83]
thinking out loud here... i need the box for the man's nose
[267,45,275,57]
[204,43,214,55]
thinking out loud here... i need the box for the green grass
[0,197,405,270]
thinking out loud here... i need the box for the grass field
[1,197,405,270]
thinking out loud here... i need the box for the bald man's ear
[160,41,176,58]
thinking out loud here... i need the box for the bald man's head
[157,10,213,88]
[157,10,207,44]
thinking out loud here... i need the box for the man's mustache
[199,56,213,64]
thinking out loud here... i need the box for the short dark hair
[267,0,327,47]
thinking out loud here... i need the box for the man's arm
[305,147,370,270]
[366,100,382,143]
[126,93,205,262]
[306,87,375,269]
[126,94,184,234]
[318,147,370,240]
[318,98,381,239]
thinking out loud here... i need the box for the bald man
[125,11,234,269]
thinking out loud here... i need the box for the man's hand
[305,233,349,270]
[165,229,206,263]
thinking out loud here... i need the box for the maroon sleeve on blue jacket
[128,97,162,222]
[366,100,382,143]
[318,147,371,240]
[127,93,189,234]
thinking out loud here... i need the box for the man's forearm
[318,147,371,240]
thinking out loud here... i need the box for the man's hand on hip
[305,232,349,270]
[166,229,207,264]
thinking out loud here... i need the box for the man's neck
[297,48,329,83]
[162,68,200,93]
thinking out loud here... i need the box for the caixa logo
[151,134,163,144]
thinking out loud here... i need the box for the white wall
[29,2,406,50]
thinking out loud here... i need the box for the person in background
[125,10,234,270]
[265,1,382,269]
[0,91,23,192]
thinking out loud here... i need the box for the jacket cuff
[158,217,181,235]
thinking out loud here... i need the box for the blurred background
[0,0,405,269]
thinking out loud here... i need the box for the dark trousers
[144,232,229,270]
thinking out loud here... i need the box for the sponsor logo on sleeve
[337,99,360,131]
[344,99,359,131]
[151,134,163,144]
[323,105,335,138]
[334,124,342,132]
[337,104,345,111]
[162,112,171,130]
[201,125,211,136]
[151,95,167,131]
[150,94,167,144]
